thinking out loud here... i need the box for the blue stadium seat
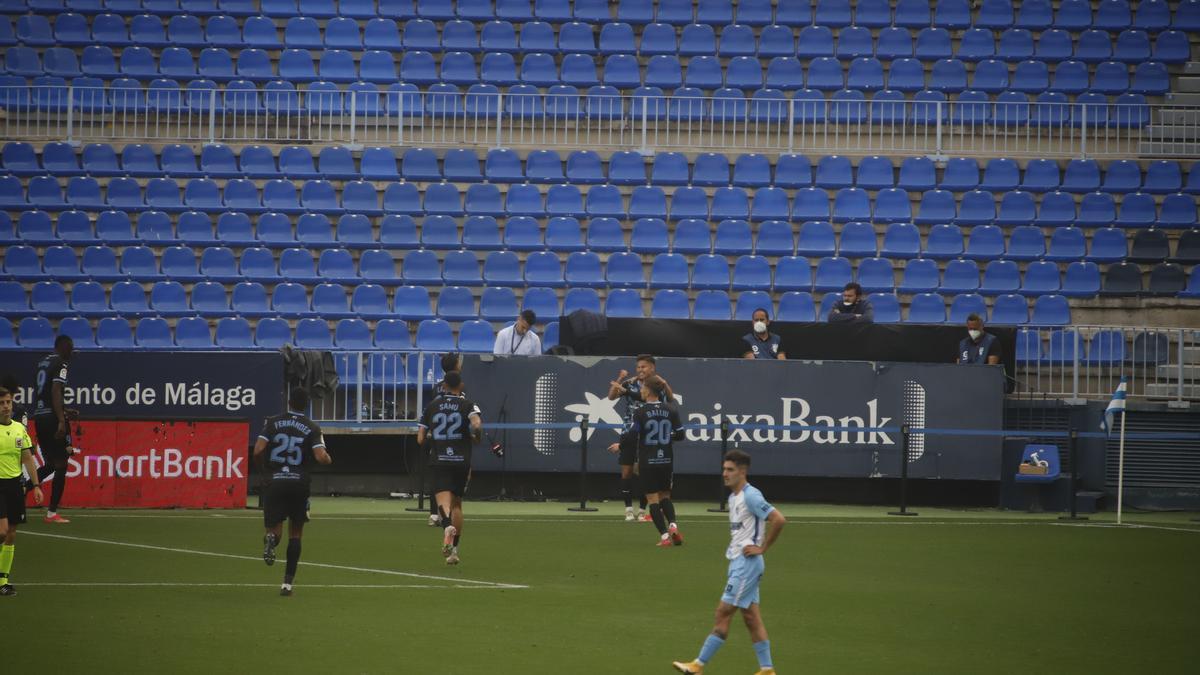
[311,283,354,320]
[443,250,483,286]
[1152,30,1190,64]
[691,290,731,320]
[1047,227,1088,262]
[964,226,1006,262]
[1087,228,1128,263]
[1115,192,1157,228]
[1060,261,1101,298]
[905,293,945,323]
[897,258,940,294]
[734,290,773,321]
[914,189,956,225]
[586,184,626,219]
[813,256,853,292]
[837,221,877,258]
[647,253,688,289]
[1020,260,1061,297]
[731,254,771,291]
[480,286,518,321]
[392,285,435,321]
[647,289,688,319]
[836,26,873,60]
[628,186,667,221]
[227,281,267,317]
[1133,0,1171,30]
[1094,0,1131,30]
[880,222,921,259]
[796,25,834,60]
[521,287,560,322]
[525,250,565,287]
[1030,295,1070,325]
[988,294,1028,325]
[563,287,602,315]
[1161,193,1199,228]
[856,258,895,293]
[1035,191,1077,227]
[97,317,137,349]
[56,317,95,349]
[605,287,644,318]
[435,286,477,321]
[1113,29,1151,63]
[565,251,605,288]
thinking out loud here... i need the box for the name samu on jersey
[422,395,481,464]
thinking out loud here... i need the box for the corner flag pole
[1116,409,1127,526]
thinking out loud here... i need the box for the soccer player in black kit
[618,375,685,547]
[417,372,482,565]
[253,388,331,596]
[32,335,79,524]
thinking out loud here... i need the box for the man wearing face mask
[957,314,1001,365]
[827,283,874,323]
[742,309,786,360]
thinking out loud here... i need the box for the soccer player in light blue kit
[674,449,786,675]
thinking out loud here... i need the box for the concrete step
[1155,364,1200,378]
[1144,383,1200,399]
[1138,140,1200,156]
[1181,62,1200,76]
[1164,92,1200,106]
[1177,77,1200,93]
[1154,108,1200,125]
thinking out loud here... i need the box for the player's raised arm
[607,369,629,400]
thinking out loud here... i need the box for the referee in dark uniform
[253,388,331,596]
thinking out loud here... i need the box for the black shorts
[33,415,69,463]
[263,480,310,528]
[430,464,470,497]
[618,443,638,466]
[639,463,674,494]
[0,478,26,525]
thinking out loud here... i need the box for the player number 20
[269,433,303,466]
[431,412,463,440]
[644,419,673,446]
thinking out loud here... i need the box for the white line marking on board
[21,531,528,589]
[1050,522,1200,534]
[18,582,517,589]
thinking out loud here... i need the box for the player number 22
[269,433,303,466]
[432,412,463,440]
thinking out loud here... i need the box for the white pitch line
[1051,522,1200,534]
[22,531,528,589]
[18,582,517,589]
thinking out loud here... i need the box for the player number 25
[269,433,303,466]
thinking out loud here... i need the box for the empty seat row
[5,175,1194,227]
[1015,329,1173,365]
[22,11,1188,66]
[2,244,1186,300]
[9,0,1199,33]
[11,143,1195,198]
[3,46,1174,96]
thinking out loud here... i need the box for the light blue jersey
[726,484,775,560]
[720,483,775,609]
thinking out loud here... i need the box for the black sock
[49,471,66,511]
[429,498,438,515]
[649,503,668,534]
[621,477,633,508]
[452,533,460,547]
[661,498,677,525]
[438,506,451,529]
[285,539,301,582]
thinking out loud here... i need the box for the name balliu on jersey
[34,354,68,417]
[421,395,482,466]
[621,401,683,467]
[258,412,325,483]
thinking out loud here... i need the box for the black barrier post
[888,424,918,517]
[405,436,428,512]
[708,420,729,513]
[1058,428,1087,521]
[568,419,599,512]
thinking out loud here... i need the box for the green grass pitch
[5,500,1198,674]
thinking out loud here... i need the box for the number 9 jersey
[420,394,483,466]
[258,411,325,484]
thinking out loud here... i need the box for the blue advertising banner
[2,351,284,435]
[461,356,1005,480]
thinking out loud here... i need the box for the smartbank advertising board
[26,420,249,508]
[462,356,1005,480]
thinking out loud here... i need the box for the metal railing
[305,327,1197,425]
[2,85,1193,160]
[1014,325,1198,407]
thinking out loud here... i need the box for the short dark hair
[843,282,863,295]
[0,387,10,400]
[966,313,983,324]
[520,309,537,325]
[636,353,656,365]
[752,307,770,320]
[288,388,310,412]
[55,335,73,349]
[443,371,463,390]
[724,449,751,468]
[440,352,462,374]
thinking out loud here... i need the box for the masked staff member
[742,308,786,360]
[958,314,1001,366]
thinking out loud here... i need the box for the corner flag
[1101,376,1128,435]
